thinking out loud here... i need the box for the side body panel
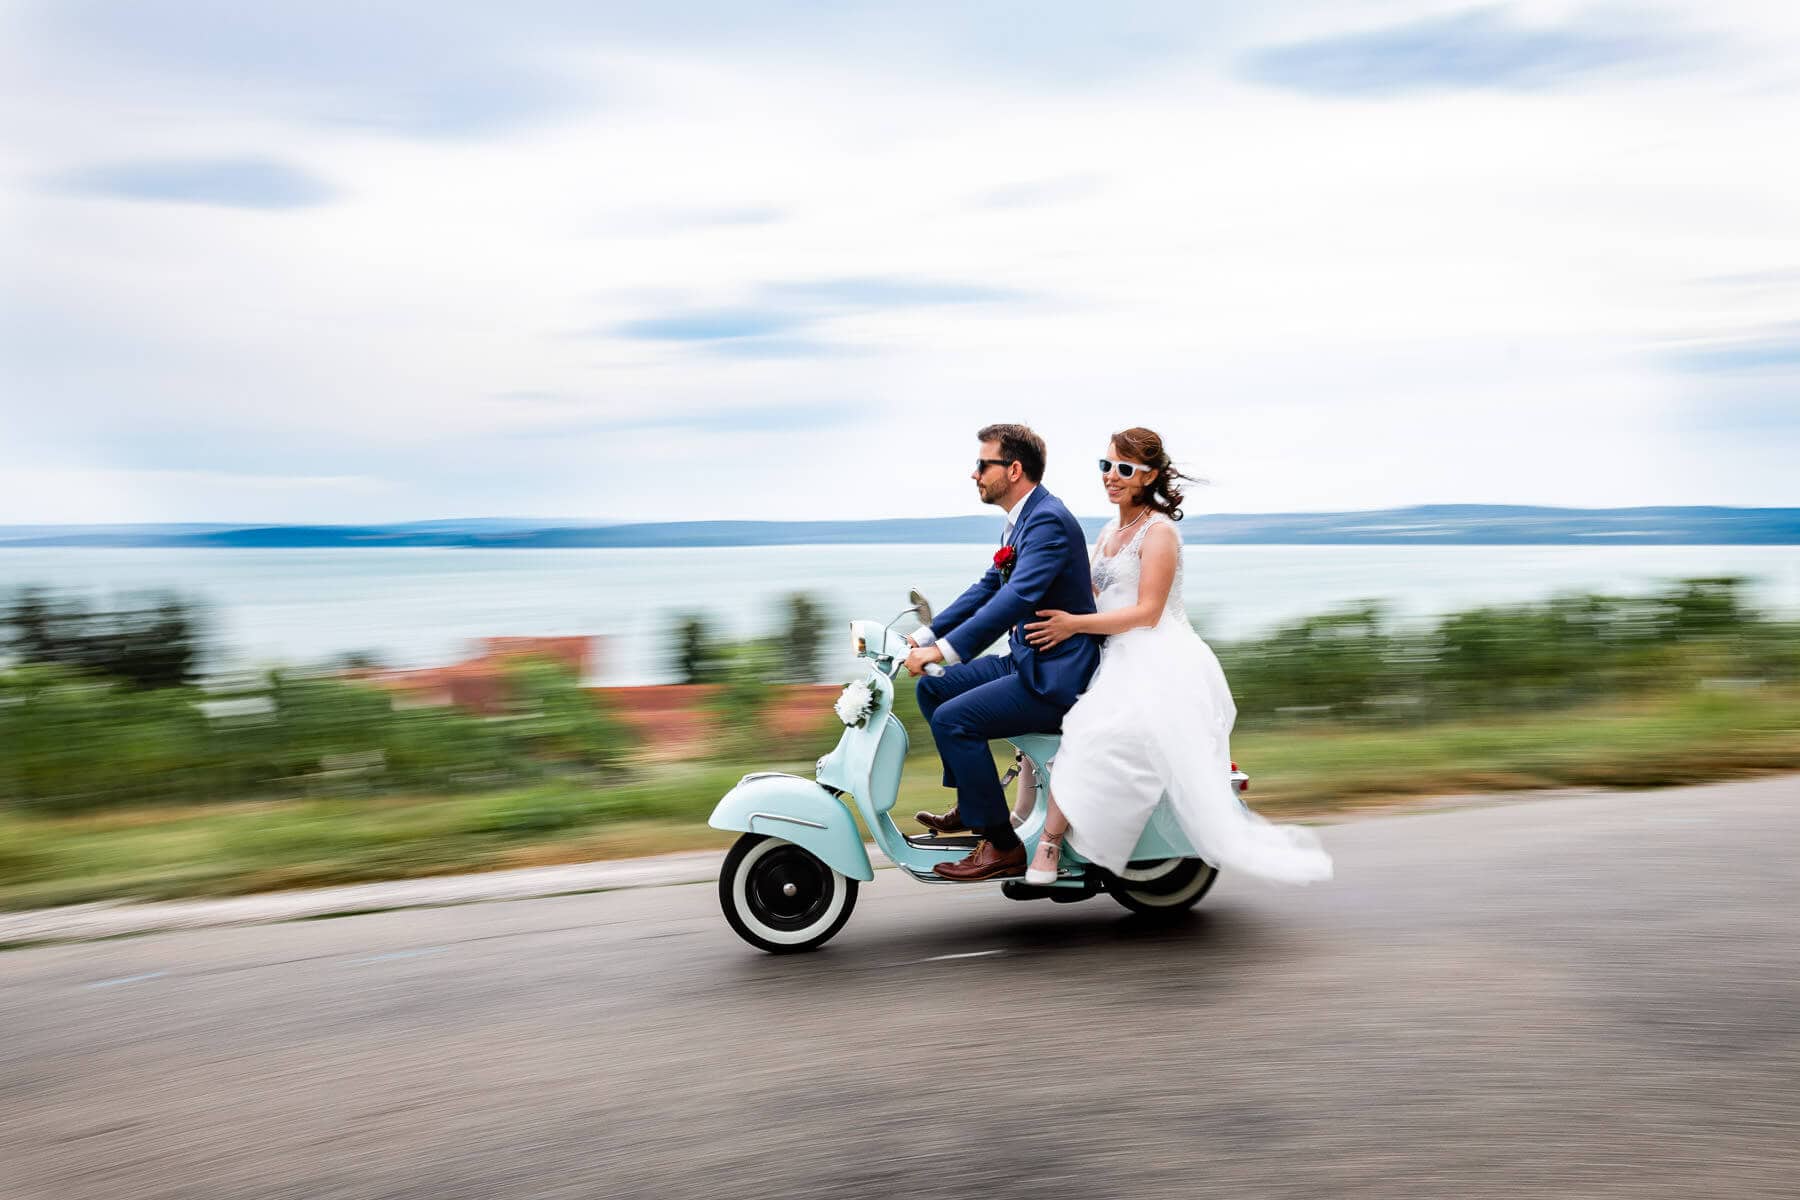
[865,715,908,814]
[708,774,875,881]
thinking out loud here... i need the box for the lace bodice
[1090,512,1186,626]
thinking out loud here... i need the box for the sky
[2,0,1798,524]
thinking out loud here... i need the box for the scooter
[709,592,1247,953]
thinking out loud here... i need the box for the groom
[904,423,1102,881]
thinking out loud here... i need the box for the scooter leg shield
[708,774,875,881]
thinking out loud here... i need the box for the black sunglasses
[975,457,1014,473]
[1098,457,1152,479]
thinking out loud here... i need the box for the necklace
[1108,506,1150,552]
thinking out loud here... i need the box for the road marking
[915,950,1004,963]
[84,971,168,990]
[349,947,449,965]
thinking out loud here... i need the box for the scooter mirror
[908,589,934,627]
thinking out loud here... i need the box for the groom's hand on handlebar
[904,645,945,677]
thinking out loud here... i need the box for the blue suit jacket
[932,487,1101,708]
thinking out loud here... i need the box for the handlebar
[852,618,948,676]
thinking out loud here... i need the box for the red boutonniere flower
[993,545,1017,580]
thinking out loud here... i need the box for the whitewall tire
[719,834,859,954]
[1106,857,1218,916]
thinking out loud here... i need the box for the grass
[4,687,1799,910]
[1230,686,1800,815]
[0,765,751,910]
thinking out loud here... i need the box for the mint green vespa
[710,593,1241,953]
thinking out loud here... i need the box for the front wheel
[1105,857,1218,916]
[719,833,859,954]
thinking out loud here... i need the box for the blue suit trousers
[915,653,1070,832]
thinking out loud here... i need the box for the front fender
[708,774,874,881]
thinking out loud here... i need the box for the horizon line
[5,502,1799,530]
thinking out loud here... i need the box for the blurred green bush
[668,612,724,684]
[3,577,1792,816]
[0,656,633,815]
[3,587,203,689]
[1217,576,1798,728]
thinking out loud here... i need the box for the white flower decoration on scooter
[834,679,878,728]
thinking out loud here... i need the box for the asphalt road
[5,779,1798,1200]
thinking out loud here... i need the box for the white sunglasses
[1098,457,1152,479]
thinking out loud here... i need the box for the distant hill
[2,506,1798,547]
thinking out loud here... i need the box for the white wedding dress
[1051,513,1334,883]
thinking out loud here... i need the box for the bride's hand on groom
[1024,610,1078,649]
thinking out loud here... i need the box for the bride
[1019,427,1333,887]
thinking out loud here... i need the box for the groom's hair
[976,423,1046,483]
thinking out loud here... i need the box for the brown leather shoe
[915,806,968,835]
[932,840,1027,882]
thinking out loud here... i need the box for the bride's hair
[1110,427,1198,521]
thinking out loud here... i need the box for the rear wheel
[1105,857,1217,916]
[719,833,858,954]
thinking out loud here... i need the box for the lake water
[1,545,1796,685]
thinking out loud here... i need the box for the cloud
[36,1,1224,139]
[501,399,864,437]
[1667,328,1800,374]
[142,468,392,492]
[42,1,585,137]
[615,308,809,342]
[599,206,785,235]
[1685,391,1800,432]
[1694,267,1800,290]
[970,172,1106,210]
[608,276,1029,355]
[11,3,1800,522]
[1240,7,1695,96]
[762,277,1029,307]
[677,400,861,433]
[491,390,572,405]
[53,157,336,209]
[700,337,844,360]
[1663,326,1800,440]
